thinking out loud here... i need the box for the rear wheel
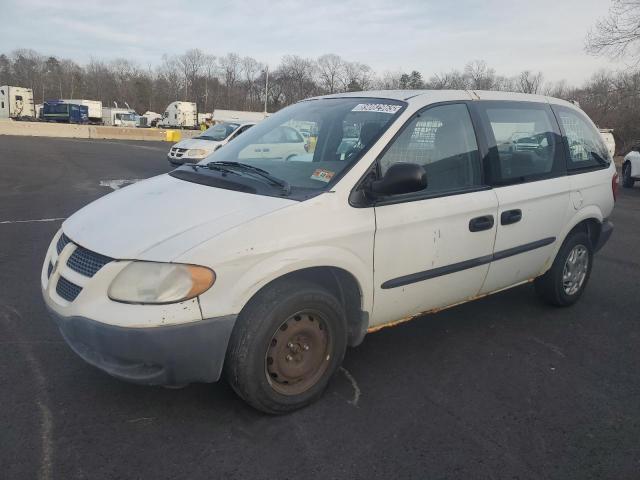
[225,279,347,414]
[622,161,635,188]
[535,230,593,307]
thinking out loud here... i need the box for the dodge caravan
[42,90,616,413]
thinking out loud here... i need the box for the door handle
[469,215,495,232]
[501,209,522,225]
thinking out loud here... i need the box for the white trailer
[159,101,198,129]
[0,86,35,119]
[60,99,103,124]
[212,109,267,123]
[102,107,137,127]
[599,129,616,159]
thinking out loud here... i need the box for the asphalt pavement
[1,135,639,479]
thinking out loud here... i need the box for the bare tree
[516,70,544,94]
[317,54,344,94]
[586,0,640,62]
[427,70,467,89]
[464,60,498,90]
[177,49,205,100]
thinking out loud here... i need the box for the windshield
[197,122,240,141]
[174,98,405,196]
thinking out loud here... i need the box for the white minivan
[42,90,616,413]
[167,121,255,165]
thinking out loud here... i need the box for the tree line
[2,48,640,152]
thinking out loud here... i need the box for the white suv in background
[42,90,616,414]
[622,146,640,188]
[167,121,254,165]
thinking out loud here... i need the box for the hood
[63,174,297,260]
[173,137,222,150]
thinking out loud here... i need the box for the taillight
[612,172,619,202]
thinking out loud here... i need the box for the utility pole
[264,65,269,114]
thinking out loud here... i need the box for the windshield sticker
[311,168,335,183]
[352,103,402,114]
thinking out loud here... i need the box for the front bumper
[595,220,614,252]
[48,307,236,386]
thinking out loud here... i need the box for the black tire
[225,278,347,414]
[622,161,635,188]
[535,230,593,307]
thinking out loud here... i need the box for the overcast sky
[1,0,621,85]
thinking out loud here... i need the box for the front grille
[50,233,114,303]
[67,246,113,277]
[170,147,187,158]
[56,233,71,254]
[56,276,82,302]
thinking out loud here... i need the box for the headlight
[185,148,208,158]
[108,262,215,304]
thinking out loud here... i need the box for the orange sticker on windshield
[311,169,335,183]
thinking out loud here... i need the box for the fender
[226,245,372,315]
[540,204,603,273]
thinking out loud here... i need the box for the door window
[377,103,482,195]
[552,106,610,170]
[481,103,563,184]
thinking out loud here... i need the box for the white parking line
[0,217,65,225]
[339,366,361,407]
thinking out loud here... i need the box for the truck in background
[42,100,89,124]
[139,111,163,128]
[159,101,198,129]
[102,107,137,127]
[212,109,268,123]
[599,129,616,159]
[59,99,103,124]
[0,86,35,119]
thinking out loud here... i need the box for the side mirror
[369,163,427,196]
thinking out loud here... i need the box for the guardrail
[0,119,201,142]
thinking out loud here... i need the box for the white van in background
[167,121,255,164]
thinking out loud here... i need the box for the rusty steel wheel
[265,310,332,396]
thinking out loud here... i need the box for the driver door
[371,103,498,328]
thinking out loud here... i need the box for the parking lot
[1,135,639,479]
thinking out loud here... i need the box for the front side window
[170,98,405,197]
[552,106,610,170]
[480,103,563,184]
[377,103,482,195]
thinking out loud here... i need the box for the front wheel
[535,230,593,307]
[225,279,347,414]
[622,161,635,188]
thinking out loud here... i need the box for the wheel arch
[235,266,368,347]
[628,155,640,177]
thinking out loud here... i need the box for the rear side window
[378,103,482,195]
[478,102,564,184]
[552,106,610,170]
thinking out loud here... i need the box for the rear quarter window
[552,105,611,171]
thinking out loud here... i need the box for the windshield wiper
[183,162,239,175]
[207,161,291,195]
